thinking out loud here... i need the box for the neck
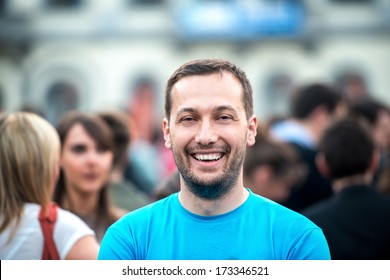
[299,118,320,145]
[62,186,99,217]
[110,167,124,183]
[332,173,372,193]
[178,182,249,216]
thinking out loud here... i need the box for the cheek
[60,154,79,174]
[101,153,114,171]
[170,131,191,149]
[60,158,81,185]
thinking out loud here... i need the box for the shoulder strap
[39,202,60,260]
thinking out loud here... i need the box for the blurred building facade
[0,0,389,124]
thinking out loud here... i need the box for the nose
[194,119,218,145]
[85,150,99,165]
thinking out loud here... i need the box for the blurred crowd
[1,71,390,260]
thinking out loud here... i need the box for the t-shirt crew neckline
[172,188,253,222]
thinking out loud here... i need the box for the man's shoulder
[249,192,308,218]
[249,192,322,233]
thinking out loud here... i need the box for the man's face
[163,72,257,200]
[374,110,390,151]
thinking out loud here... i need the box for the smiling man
[98,59,330,260]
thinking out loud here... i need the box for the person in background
[124,77,178,197]
[337,72,370,105]
[302,118,390,259]
[348,99,390,185]
[0,112,99,259]
[98,58,330,260]
[152,170,180,201]
[124,77,161,195]
[269,83,346,212]
[98,110,151,211]
[53,111,126,243]
[243,134,306,204]
[378,162,390,195]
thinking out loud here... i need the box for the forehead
[171,72,244,112]
[64,123,95,144]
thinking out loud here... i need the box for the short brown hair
[165,59,253,121]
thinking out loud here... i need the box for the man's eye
[181,117,195,122]
[217,115,233,121]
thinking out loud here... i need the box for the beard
[172,142,246,200]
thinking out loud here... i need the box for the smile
[192,153,223,161]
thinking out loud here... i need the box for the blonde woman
[0,112,99,259]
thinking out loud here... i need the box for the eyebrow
[176,107,198,116]
[214,105,237,114]
[177,105,237,115]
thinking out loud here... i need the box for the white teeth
[194,153,222,161]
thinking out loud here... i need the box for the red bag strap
[39,201,60,260]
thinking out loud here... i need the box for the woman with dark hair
[54,111,126,243]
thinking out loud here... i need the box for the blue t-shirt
[98,190,330,260]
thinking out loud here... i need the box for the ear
[311,105,329,126]
[315,153,331,178]
[253,165,273,183]
[246,115,258,147]
[247,165,273,195]
[163,118,172,149]
[368,149,380,174]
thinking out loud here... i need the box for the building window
[0,0,5,14]
[127,0,165,7]
[334,71,369,105]
[45,0,83,9]
[45,81,79,125]
[329,0,373,4]
[0,87,3,112]
[262,72,294,118]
